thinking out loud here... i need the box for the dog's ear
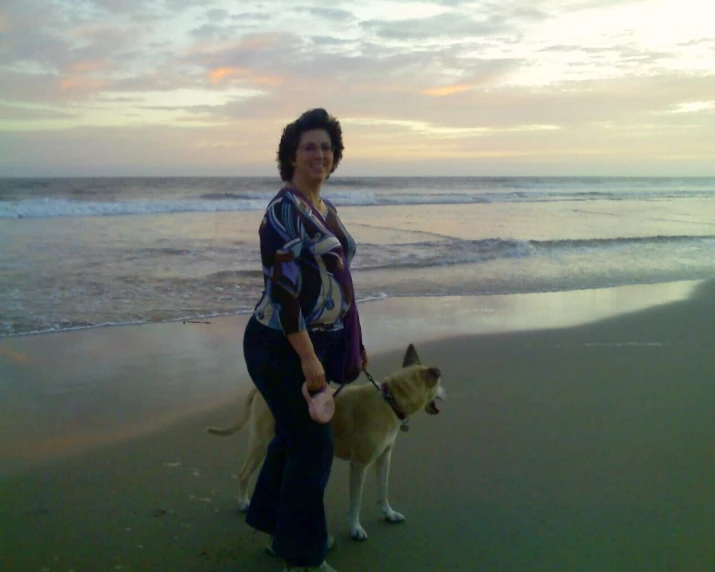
[403,344,420,367]
[421,367,441,387]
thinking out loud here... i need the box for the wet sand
[1,280,714,571]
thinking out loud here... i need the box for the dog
[207,343,446,540]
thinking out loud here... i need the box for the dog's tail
[206,387,258,437]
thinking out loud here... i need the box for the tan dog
[207,344,446,540]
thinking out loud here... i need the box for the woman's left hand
[361,348,369,371]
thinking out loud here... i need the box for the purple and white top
[252,187,358,335]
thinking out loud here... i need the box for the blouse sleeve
[259,196,306,334]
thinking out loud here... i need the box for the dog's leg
[348,462,369,541]
[236,432,269,512]
[375,446,405,524]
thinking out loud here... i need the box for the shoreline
[0,277,705,341]
[1,279,714,570]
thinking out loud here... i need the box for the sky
[0,0,713,177]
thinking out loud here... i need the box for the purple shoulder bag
[283,188,364,384]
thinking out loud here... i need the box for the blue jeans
[242,316,339,567]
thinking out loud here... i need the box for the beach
[2,280,714,572]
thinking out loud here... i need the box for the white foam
[0,197,269,219]
[583,341,669,347]
[352,238,535,271]
[356,292,389,303]
[6,186,714,219]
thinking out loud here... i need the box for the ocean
[1,176,714,338]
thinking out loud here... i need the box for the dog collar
[380,382,410,432]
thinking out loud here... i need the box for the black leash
[363,369,381,391]
[332,369,409,431]
[332,369,380,398]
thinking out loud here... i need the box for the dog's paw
[236,499,250,513]
[350,525,369,541]
[383,509,405,524]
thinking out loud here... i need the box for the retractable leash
[332,369,379,398]
[332,381,347,398]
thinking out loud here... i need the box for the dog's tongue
[433,401,440,414]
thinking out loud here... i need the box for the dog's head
[385,344,446,417]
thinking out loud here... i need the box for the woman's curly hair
[277,108,344,182]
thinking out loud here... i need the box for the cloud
[83,0,140,14]
[1,0,712,175]
[293,7,356,21]
[665,101,715,114]
[208,66,283,88]
[60,76,110,93]
[410,74,715,131]
[677,37,715,47]
[533,42,674,78]
[344,116,560,138]
[0,122,281,176]
[230,12,273,23]
[182,32,300,91]
[309,36,356,46]
[422,83,475,96]
[206,8,230,21]
[191,23,243,40]
[379,0,493,5]
[0,71,71,104]
[0,103,77,121]
[360,12,508,41]
[561,0,650,10]
[0,3,73,69]
[88,0,210,14]
[191,8,276,38]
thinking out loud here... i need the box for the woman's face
[293,128,334,184]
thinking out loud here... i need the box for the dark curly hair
[277,108,344,182]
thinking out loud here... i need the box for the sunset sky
[0,0,713,177]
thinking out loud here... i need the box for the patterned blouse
[253,187,357,335]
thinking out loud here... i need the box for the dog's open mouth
[425,400,440,415]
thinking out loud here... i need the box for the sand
[1,280,714,571]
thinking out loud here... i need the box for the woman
[242,108,368,572]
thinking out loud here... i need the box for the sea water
[1,176,714,337]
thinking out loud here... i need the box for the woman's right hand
[301,353,327,393]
